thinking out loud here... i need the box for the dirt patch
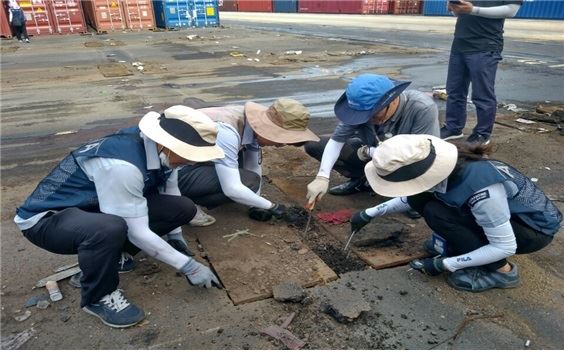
[97,63,133,77]
[282,206,366,274]
[1,45,19,54]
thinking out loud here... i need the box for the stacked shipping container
[152,0,219,29]
[237,0,271,12]
[299,0,393,14]
[1,3,12,38]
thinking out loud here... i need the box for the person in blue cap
[305,74,440,208]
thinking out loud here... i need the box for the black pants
[22,194,196,307]
[12,24,29,41]
[304,135,368,179]
[407,193,553,271]
[177,164,261,209]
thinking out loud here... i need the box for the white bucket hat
[139,105,224,162]
[364,134,458,197]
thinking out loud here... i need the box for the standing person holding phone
[441,0,522,146]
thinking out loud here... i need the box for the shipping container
[153,0,218,29]
[218,0,237,11]
[122,0,155,29]
[191,0,219,27]
[50,0,87,34]
[389,0,421,14]
[81,0,126,32]
[18,0,54,35]
[516,0,564,19]
[338,0,374,14]
[298,0,339,13]
[374,0,389,14]
[237,0,271,12]
[273,0,296,13]
[422,0,450,16]
[153,0,192,28]
[1,3,12,38]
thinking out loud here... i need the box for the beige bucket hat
[365,134,458,197]
[244,98,320,144]
[139,105,224,162]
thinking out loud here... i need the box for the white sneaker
[189,205,216,227]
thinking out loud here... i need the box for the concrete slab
[193,202,337,305]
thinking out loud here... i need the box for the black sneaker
[447,263,519,293]
[466,133,491,146]
[83,289,145,328]
[440,127,464,141]
[328,177,371,196]
[118,252,136,273]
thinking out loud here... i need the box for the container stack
[152,0,219,29]
[423,0,564,19]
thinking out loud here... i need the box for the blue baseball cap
[334,74,411,125]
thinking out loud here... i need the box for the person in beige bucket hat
[351,134,561,293]
[178,98,319,222]
[14,105,225,328]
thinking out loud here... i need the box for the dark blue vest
[16,127,172,220]
[436,160,562,236]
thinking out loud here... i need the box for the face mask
[159,151,171,168]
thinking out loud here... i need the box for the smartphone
[449,0,462,4]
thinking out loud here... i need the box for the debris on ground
[24,294,50,308]
[46,280,63,301]
[502,103,528,112]
[352,221,408,248]
[273,282,306,303]
[229,51,246,58]
[223,229,258,242]
[316,209,352,225]
[515,118,536,124]
[1,328,35,350]
[54,262,78,273]
[36,300,50,309]
[320,289,371,323]
[261,313,306,350]
[36,266,81,288]
[13,310,31,322]
[284,50,303,55]
[525,339,531,348]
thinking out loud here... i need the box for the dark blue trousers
[23,194,196,307]
[445,51,502,137]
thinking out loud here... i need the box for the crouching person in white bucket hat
[14,106,225,328]
[351,134,561,292]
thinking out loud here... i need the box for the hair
[449,141,496,178]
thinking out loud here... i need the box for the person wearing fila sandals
[351,134,561,292]
[14,106,225,328]
[178,98,319,222]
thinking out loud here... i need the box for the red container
[81,0,126,32]
[237,0,272,12]
[17,0,54,35]
[338,0,374,14]
[121,0,154,30]
[374,0,389,14]
[389,0,421,14]
[50,0,87,34]
[1,3,12,38]
[219,0,238,11]
[299,0,339,13]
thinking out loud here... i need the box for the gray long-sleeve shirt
[331,90,440,145]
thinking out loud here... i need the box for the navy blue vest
[16,127,172,220]
[436,160,562,236]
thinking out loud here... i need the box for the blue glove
[409,257,445,276]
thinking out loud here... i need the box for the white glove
[181,258,221,289]
[306,176,329,205]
